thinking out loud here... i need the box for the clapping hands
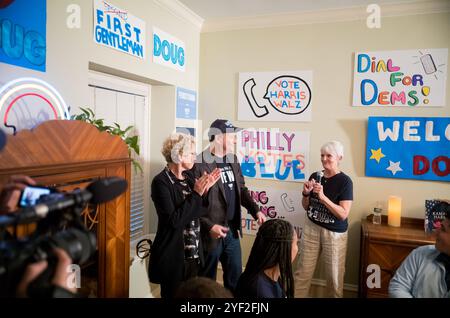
[193,168,221,196]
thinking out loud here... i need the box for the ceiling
[177,0,417,20]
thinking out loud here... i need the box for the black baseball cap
[208,119,242,138]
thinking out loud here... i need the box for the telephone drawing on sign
[281,193,294,212]
[243,78,269,118]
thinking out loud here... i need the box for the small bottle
[373,202,382,225]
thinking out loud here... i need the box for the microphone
[0,129,6,152]
[0,177,128,227]
[316,170,324,184]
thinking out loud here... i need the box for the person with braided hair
[235,219,298,298]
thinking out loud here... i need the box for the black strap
[136,238,152,259]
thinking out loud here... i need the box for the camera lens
[50,229,96,264]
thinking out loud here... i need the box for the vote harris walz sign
[366,117,449,182]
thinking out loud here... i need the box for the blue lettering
[170,43,179,65]
[106,13,111,29]
[260,157,274,178]
[1,19,23,58]
[152,33,185,67]
[153,34,161,56]
[361,79,378,105]
[96,9,104,25]
[113,17,122,35]
[274,160,290,180]
[133,27,141,42]
[23,31,45,65]
[95,25,102,43]
[241,157,256,177]
[357,53,370,73]
[162,40,170,61]
[124,23,131,37]
[179,47,185,66]
[0,19,46,66]
[292,160,305,179]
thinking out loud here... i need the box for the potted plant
[71,107,142,173]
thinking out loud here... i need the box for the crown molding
[153,0,204,30]
[201,0,450,33]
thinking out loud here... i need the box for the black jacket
[148,168,207,284]
[192,150,260,252]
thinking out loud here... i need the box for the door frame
[87,70,151,239]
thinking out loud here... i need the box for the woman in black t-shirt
[294,140,353,298]
[235,219,298,298]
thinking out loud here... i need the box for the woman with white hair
[294,141,353,298]
[148,133,220,298]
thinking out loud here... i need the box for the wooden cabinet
[359,215,435,298]
[0,120,131,297]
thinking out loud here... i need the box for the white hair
[320,140,344,159]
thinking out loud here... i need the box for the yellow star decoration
[370,148,385,163]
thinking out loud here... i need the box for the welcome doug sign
[366,117,449,182]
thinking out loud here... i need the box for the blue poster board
[366,117,449,182]
[176,87,197,120]
[0,0,46,72]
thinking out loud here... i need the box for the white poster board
[353,49,448,107]
[238,71,313,122]
[93,0,146,59]
[242,187,305,239]
[237,128,310,183]
[153,27,185,72]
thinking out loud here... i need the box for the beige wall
[0,0,202,233]
[1,0,202,297]
[199,12,450,286]
[1,0,200,104]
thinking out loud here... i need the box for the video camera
[0,177,127,297]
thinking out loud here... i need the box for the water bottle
[373,202,382,225]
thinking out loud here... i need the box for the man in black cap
[192,119,266,293]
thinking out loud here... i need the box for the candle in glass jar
[388,196,402,227]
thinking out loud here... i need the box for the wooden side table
[359,215,435,298]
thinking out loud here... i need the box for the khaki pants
[294,217,348,298]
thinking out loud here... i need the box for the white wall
[0,0,202,228]
[0,0,202,297]
[198,12,450,286]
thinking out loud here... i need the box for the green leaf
[72,107,142,170]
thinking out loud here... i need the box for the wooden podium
[0,120,131,297]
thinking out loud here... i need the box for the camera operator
[0,175,78,298]
[0,175,36,215]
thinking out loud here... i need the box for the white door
[87,71,150,244]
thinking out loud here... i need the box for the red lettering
[432,156,449,177]
[413,155,429,175]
